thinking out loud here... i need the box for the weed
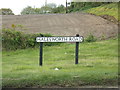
[85,33,97,42]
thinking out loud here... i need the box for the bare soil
[100,15,119,24]
[2,13,118,39]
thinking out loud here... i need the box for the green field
[2,38,118,88]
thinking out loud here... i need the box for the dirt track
[2,13,118,38]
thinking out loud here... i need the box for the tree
[21,3,57,14]
[21,6,35,15]
[40,3,57,13]
[47,3,57,8]
[0,8,14,15]
[52,5,65,13]
[34,8,41,14]
[40,6,52,13]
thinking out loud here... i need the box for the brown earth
[100,15,119,24]
[2,13,118,39]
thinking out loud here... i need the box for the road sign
[36,34,84,66]
[36,36,83,42]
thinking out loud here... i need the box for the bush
[85,33,97,42]
[2,29,61,50]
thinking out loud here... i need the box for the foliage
[40,6,52,13]
[52,5,65,13]
[2,28,61,50]
[68,2,112,12]
[0,8,14,15]
[85,3,119,21]
[21,6,38,15]
[21,3,57,15]
[47,3,57,8]
[21,3,65,14]
[85,33,97,42]
[2,38,118,87]
[20,2,115,14]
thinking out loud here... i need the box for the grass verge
[2,38,118,88]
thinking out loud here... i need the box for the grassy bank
[85,3,119,21]
[2,38,118,88]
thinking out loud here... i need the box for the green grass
[85,3,119,21]
[2,38,118,88]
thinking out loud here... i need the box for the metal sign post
[36,34,84,66]
[39,34,43,66]
[66,0,68,13]
[75,34,79,64]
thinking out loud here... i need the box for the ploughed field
[2,13,118,38]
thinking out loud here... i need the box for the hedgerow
[2,28,60,50]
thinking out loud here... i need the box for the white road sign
[36,36,84,42]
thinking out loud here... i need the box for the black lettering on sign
[36,37,83,42]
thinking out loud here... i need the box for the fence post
[75,34,79,64]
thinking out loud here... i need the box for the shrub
[100,34,106,40]
[85,33,97,42]
[2,29,61,50]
